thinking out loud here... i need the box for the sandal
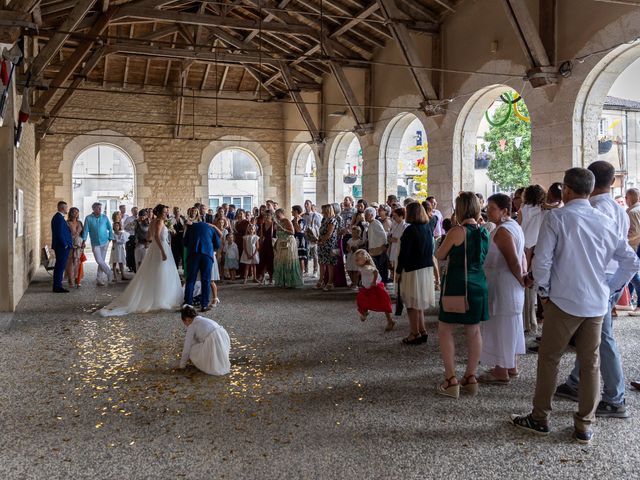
[460,374,479,396]
[478,370,510,385]
[437,376,459,399]
[323,283,334,291]
[314,282,324,290]
[401,334,422,345]
[385,320,396,331]
[418,331,428,344]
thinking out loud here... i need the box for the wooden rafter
[38,46,109,137]
[175,60,192,138]
[114,5,319,37]
[29,0,97,79]
[278,60,321,142]
[218,65,229,94]
[322,40,368,132]
[33,8,114,113]
[501,0,557,86]
[501,0,551,68]
[123,24,135,86]
[377,0,438,106]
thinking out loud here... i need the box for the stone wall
[39,85,284,245]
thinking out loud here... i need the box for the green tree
[483,99,531,191]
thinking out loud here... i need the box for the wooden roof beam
[322,40,369,134]
[114,5,319,37]
[377,0,438,107]
[279,60,321,143]
[33,8,114,112]
[37,46,108,137]
[501,0,557,86]
[29,0,97,79]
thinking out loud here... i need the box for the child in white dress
[179,305,230,376]
[224,233,240,281]
[241,224,260,284]
[109,222,127,281]
[346,226,364,291]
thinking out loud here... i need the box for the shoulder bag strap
[463,225,468,299]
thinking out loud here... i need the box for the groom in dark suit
[51,201,73,293]
[183,220,220,312]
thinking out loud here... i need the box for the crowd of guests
[49,159,640,444]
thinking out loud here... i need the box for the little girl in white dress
[179,305,230,376]
[109,222,127,281]
[224,233,240,281]
[241,224,260,283]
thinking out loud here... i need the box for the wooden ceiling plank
[501,0,551,68]
[217,65,229,93]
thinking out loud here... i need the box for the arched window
[380,113,427,201]
[453,85,531,196]
[208,148,261,211]
[290,144,317,207]
[330,132,363,201]
[72,144,135,221]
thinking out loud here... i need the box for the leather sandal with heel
[437,376,460,399]
[460,374,478,396]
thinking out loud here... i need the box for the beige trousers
[532,301,603,432]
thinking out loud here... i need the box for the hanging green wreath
[484,92,512,127]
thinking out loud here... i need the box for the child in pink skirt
[354,249,395,331]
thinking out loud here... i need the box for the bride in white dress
[99,204,183,316]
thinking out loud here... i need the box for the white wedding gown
[99,225,183,316]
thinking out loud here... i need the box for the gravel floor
[1,264,639,479]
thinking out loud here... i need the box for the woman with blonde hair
[435,192,489,398]
[316,204,339,290]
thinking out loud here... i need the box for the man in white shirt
[511,166,639,444]
[303,200,321,276]
[364,207,389,283]
[555,162,634,419]
[123,206,138,235]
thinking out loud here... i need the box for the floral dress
[318,217,338,265]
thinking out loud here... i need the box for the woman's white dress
[99,224,183,316]
[180,316,231,375]
[480,219,526,369]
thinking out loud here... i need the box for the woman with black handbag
[435,192,489,399]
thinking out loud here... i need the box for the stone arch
[60,129,149,207]
[573,39,640,167]
[288,143,317,208]
[327,131,362,202]
[452,84,519,193]
[198,135,272,205]
[379,111,427,200]
[370,94,438,201]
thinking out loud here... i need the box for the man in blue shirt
[82,202,113,286]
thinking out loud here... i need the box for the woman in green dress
[435,192,489,399]
[273,208,303,288]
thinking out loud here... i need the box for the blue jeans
[629,273,640,308]
[566,276,625,405]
